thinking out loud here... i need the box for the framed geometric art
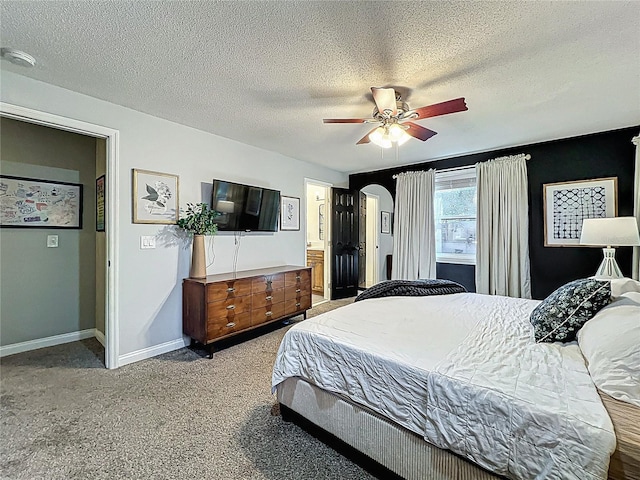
[543,177,617,247]
[0,175,83,228]
[132,169,179,224]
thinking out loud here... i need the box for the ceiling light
[369,126,392,149]
[369,123,410,148]
[0,48,36,68]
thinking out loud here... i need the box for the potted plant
[177,203,219,279]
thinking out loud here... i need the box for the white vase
[189,235,206,279]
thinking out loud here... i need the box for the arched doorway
[359,184,394,287]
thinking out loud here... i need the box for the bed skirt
[276,376,501,480]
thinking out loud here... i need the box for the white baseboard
[95,329,105,347]
[0,328,97,358]
[118,337,189,367]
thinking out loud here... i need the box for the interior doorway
[0,102,119,368]
[364,192,379,287]
[304,179,331,305]
[360,184,394,285]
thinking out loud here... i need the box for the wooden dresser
[182,265,311,357]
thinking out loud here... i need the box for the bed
[271,283,640,480]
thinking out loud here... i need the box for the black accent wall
[350,126,638,299]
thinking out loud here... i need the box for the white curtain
[633,133,640,280]
[391,170,436,280]
[476,154,531,298]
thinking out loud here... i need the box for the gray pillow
[530,278,611,343]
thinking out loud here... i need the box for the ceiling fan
[323,87,468,148]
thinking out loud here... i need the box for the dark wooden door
[331,188,359,299]
[358,191,367,289]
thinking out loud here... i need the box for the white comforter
[271,293,616,480]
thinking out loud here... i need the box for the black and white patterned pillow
[530,278,611,343]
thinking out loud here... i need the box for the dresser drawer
[207,296,251,320]
[285,284,311,300]
[285,295,311,315]
[251,302,285,326]
[285,269,310,288]
[207,278,252,302]
[252,273,285,294]
[252,287,285,308]
[207,311,252,340]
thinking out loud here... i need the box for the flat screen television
[211,179,280,232]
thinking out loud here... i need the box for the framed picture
[132,169,179,224]
[543,177,617,247]
[381,211,391,234]
[280,195,300,231]
[96,175,105,232]
[0,175,83,228]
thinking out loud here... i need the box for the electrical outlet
[140,235,156,249]
[47,235,59,248]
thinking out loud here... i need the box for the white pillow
[577,291,640,407]
[609,277,640,298]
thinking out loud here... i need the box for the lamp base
[594,247,623,279]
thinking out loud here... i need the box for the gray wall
[0,118,97,346]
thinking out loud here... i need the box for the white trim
[118,338,189,367]
[95,329,105,347]
[0,102,120,369]
[0,329,97,358]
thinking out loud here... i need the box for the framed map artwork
[0,175,83,228]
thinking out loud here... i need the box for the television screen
[211,179,280,232]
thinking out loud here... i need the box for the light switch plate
[47,235,59,248]
[140,235,156,249]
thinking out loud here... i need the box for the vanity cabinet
[306,249,324,295]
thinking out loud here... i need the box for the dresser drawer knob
[296,302,301,307]
[265,295,273,301]
[265,311,273,317]
[226,322,236,328]
[296,288,301,293]
[226,305,235,310]
[227,287,235,293]
[296,275,301,280]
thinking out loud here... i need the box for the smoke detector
[1,48,36,68]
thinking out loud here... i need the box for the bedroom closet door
[331,188,359,299]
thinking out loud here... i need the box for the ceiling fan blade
[323,118,369,124]
[371,87,397,116]
[411,97,468,119]
[356,128,378,145]
[404,122,438,141]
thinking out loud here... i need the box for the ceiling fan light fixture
[369,126,392,148]
[387,123,406,142]
[396,130,411,146]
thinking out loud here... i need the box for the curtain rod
[392,154,531,178]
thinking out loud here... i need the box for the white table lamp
[580,217,640,279]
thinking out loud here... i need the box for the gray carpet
[0,298,378,480]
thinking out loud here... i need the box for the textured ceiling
[1,1,639,173]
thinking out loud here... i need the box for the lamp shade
[216,200,235,214]
[580,217,640,247]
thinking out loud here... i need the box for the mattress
[272,293,617,480]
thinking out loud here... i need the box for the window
[434,168,477,265]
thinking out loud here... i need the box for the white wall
[0,71,348,362]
